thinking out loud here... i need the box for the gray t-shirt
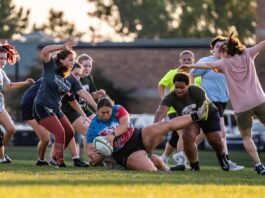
[0,69,11,111]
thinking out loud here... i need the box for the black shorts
[63,110,81,124]
[33,103,64,121]
[198,108,221,133]
[21,103,34,121]
[112,128,145,168]
[212,102,227,117]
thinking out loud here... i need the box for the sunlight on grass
[1,185,265,198]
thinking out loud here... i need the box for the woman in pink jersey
[180,33,265,175]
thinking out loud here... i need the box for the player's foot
[228,160,244,171]
[36,160,49,166]
[73,158,89,167]
[255,164,265,175]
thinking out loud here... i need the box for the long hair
[219,32,245,56]
[54,49,76,77]
[0,42,20,65]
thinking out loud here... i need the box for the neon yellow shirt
[158,69,178,114]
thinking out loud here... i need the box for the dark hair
[210,36,226,49]
[219,32,245,56]
[173,72,190,85]
[55,49,76,77]
[0,42,20,64]
[71,62,83,71]
[97,96,113,110]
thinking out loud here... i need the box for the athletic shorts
[235,102,265,130]
[212,102,227,117]
[33,103,64,121]
[112,128,145,168]
[63,110,81,124]
[21,103,34,121]
[198,108,221,133]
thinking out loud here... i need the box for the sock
[160,154,169,163]
[255,162,262,167]
[54,143,65,166]
[0,158,6,163]
[72,156,79,160]
[38,159,46,162]
[190,161,200,170]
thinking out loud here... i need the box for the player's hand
[64,39,77,50]
[25,78,35,85]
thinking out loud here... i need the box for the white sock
[255,162,262,167]
[0,158,7,163]
[161,154,169,162]
[72,156,79,160]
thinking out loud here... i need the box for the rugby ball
[93,136,113,156]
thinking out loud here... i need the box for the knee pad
[0,129,4,147]
[168,131,179,148]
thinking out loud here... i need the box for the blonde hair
[77,53,93,64]
[179,50,195,59]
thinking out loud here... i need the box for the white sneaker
[172,151,187,166]
[228,160,244,171]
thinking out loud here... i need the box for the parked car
[204,110,265,151]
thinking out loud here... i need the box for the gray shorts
[235,102,265,130]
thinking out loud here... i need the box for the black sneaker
[255,164,265,175]
[4,154,12,163]
[36,160,49,166]
[170,164,186,171]
[74,158,89,167]
[55,163,67,168]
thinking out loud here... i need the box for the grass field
[0,147,265,198]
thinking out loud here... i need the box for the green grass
[0,147,265,198]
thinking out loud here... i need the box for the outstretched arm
[41,40,77,63]
[86,144,104,166]
[153,105,169,123]
[180,62,217,70]
[76,89,97,111]
[249,40,265,58]
[5,78,35,91]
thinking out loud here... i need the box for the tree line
[0,0,257,43]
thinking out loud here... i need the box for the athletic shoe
[170,164,186,171]
[55,163,67,168]
[48,157,57,166]
[4,154,12,163]
[228,161,244,171]
[73,158,89,167]
[36,160,49,166]
[172,151,187,166]
[255,164,265,175]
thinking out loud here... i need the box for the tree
[0,0,30,39]
[87,0,256,43]
[33,9,85,41]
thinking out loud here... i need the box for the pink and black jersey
[86,105,134,152]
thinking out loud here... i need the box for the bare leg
[142,114,193,152]
[240,128,261,164]
[195,130,205,146]
[27,119,49,160]
[182,124,200,163]
[127,150,157,171]
[220,117,228,155]
[0,110,16,146]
